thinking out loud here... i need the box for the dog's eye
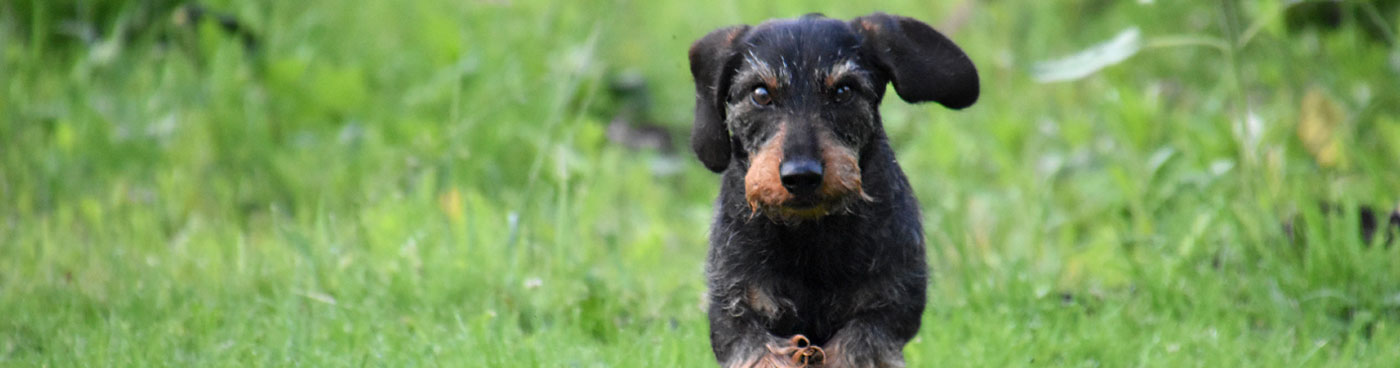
[831,85,853,104]
[750,86,773,107]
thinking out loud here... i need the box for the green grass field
[3,0,1400,366]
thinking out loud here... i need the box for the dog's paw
[764,334,826,367]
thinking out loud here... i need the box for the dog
[687,12,978,367]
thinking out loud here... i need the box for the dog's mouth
[776,192,865,212]
[781,196,822,209]
[769,198,833,221]
[759,194,867,223]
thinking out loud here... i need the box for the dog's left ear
[851,12,979,109]
[688,25,751,173]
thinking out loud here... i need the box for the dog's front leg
[709,290,824,367]
[713,327,823,368]
[820,316,915,368]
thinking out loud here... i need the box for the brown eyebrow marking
[744,52,787,88]
[824,59,861,88]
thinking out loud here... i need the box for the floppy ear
[689,25,750,173]
[851,12,979,109]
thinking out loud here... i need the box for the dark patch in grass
[1,323,44,358]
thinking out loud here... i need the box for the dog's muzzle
[744,126,871,222]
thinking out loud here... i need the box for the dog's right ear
[851,13,978,109]
[689,25,750,173]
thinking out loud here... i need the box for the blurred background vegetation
[2,0,1399,366]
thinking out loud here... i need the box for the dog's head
[688,13,978,222]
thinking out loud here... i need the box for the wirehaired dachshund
[687,12,979,367]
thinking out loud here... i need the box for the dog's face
[689,13,979,222]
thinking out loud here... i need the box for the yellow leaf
[1297,87,1346,168]
[439,188,464,222]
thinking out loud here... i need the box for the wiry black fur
[689,13,978,367]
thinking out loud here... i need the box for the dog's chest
[746,277,849,343]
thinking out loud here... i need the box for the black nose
[780,158,824,195]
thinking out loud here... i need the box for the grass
[3,0,1400,366]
